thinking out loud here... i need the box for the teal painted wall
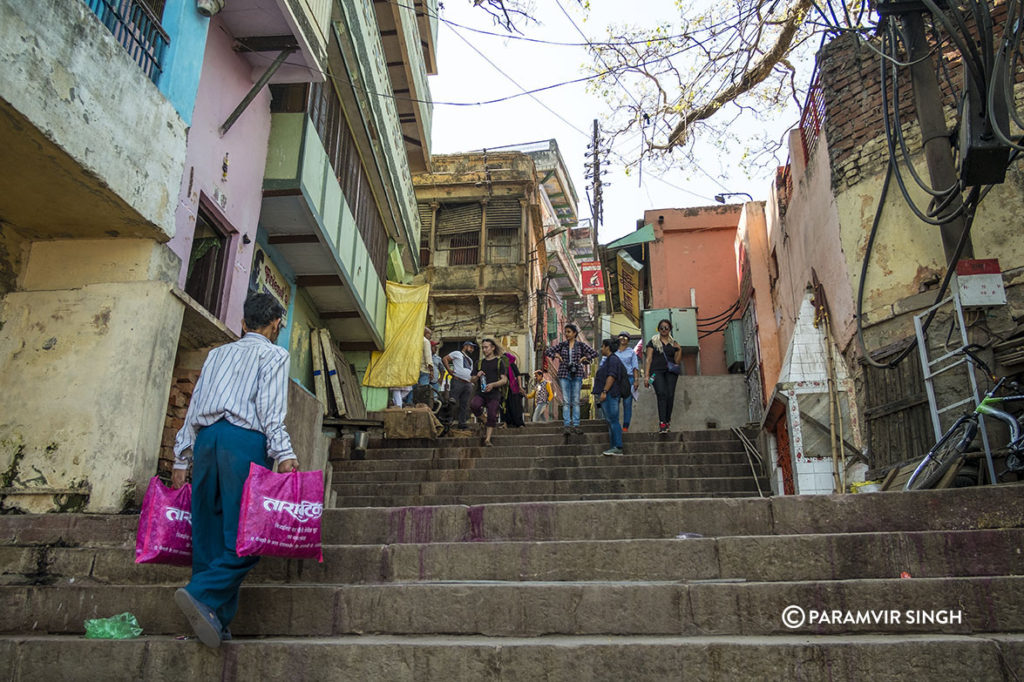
[335,1,421,267]
[297,122,386,342]
[289,288,321,392]
[156,0,209,125]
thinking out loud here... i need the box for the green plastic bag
[83,612,143,639]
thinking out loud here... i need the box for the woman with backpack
[544,323,598,435]
[643,319,684,433]
[527,370,554,422]
[470,338,508,446]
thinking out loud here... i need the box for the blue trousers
[621,377,634,428]
[601,395,624,449]
[559,377,582,427]
[187,419,269,628]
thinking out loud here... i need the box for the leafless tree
[472,0,870,174]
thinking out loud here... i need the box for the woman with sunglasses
[643,319,683,433]
[544,323,598,435]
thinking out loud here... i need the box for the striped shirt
[173,333,296,470]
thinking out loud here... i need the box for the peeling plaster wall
[0,0,186,237]
[0,282,183,513]
[0,222,27,296]
[768,130,853,366]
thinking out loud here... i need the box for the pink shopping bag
[135,476,193,565]
[237,462,324,562]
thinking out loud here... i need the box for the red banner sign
[581,261,605,295]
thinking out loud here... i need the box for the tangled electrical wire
[851,0,1024,370]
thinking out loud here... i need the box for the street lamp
[714,192,754,203]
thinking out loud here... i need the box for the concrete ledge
[631,375,750,431]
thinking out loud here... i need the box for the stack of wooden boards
[310,328,366,420]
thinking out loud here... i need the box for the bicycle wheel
[905,418,977,491]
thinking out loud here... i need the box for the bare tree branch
[660,0,814,149]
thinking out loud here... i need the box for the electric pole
[586,119,604,347]
[901,11,973,263]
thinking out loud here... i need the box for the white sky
[426,1,799,244]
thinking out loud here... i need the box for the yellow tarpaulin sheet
[362,281,430,388]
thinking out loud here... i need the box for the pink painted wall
[645,205,743,376]
[167,16,272,335]
[736,202,782,395]
[765,129,851,364]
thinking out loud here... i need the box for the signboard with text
[251,244,291,310]
[581,261,605,295]
[616,251,642,327]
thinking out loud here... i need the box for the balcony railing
[84,0,168,83]
[799,73,825,164]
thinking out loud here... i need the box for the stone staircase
[332,420,768,506]
[1,423,1024,679]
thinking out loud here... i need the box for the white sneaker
[602,447,624,456]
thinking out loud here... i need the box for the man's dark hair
[601,338,616,351]
[244,293,286,329]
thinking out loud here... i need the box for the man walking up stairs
[2,422,1023,679]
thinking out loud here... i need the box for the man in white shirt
[170,293,298,648]
[420,327,435,387]
[443,340,477,430]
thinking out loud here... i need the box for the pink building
[644,205,744,376]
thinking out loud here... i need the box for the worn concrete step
[333,477,763,499]
[368,430,741,450]
[353,441,748,461]
[5,529,1022,587]
[334,492,763,507]
[337,452,755,471]
[3,485,1022,548]
[3,576,1022,637]
[336,463,756,484]
[7,633,1021,681]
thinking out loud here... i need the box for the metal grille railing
[84,0,169,83]
[776,163,793,217]
[799,74,826,163]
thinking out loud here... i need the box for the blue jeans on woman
[559,376,582,427]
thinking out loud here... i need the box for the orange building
[644,205,744,376]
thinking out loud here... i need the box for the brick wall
[158,367,200,477]
[818,4,1011,192]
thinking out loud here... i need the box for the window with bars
[485,198,522,264]
[433,202,482,267]
[418,202,433,266]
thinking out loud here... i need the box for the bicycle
[905,345,1024,490]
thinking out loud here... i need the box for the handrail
[731,427,766,497]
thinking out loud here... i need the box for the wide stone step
[367,430,741,450]
[350,441,747,461]
[2,486,1022,547]
[337,452,755,471]
[333,477,763,499]
[336,463,756,483]
[6,529,1021,586]
[335,491,764,507]
[6,633,1021,681]
[3,576,1022,637]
